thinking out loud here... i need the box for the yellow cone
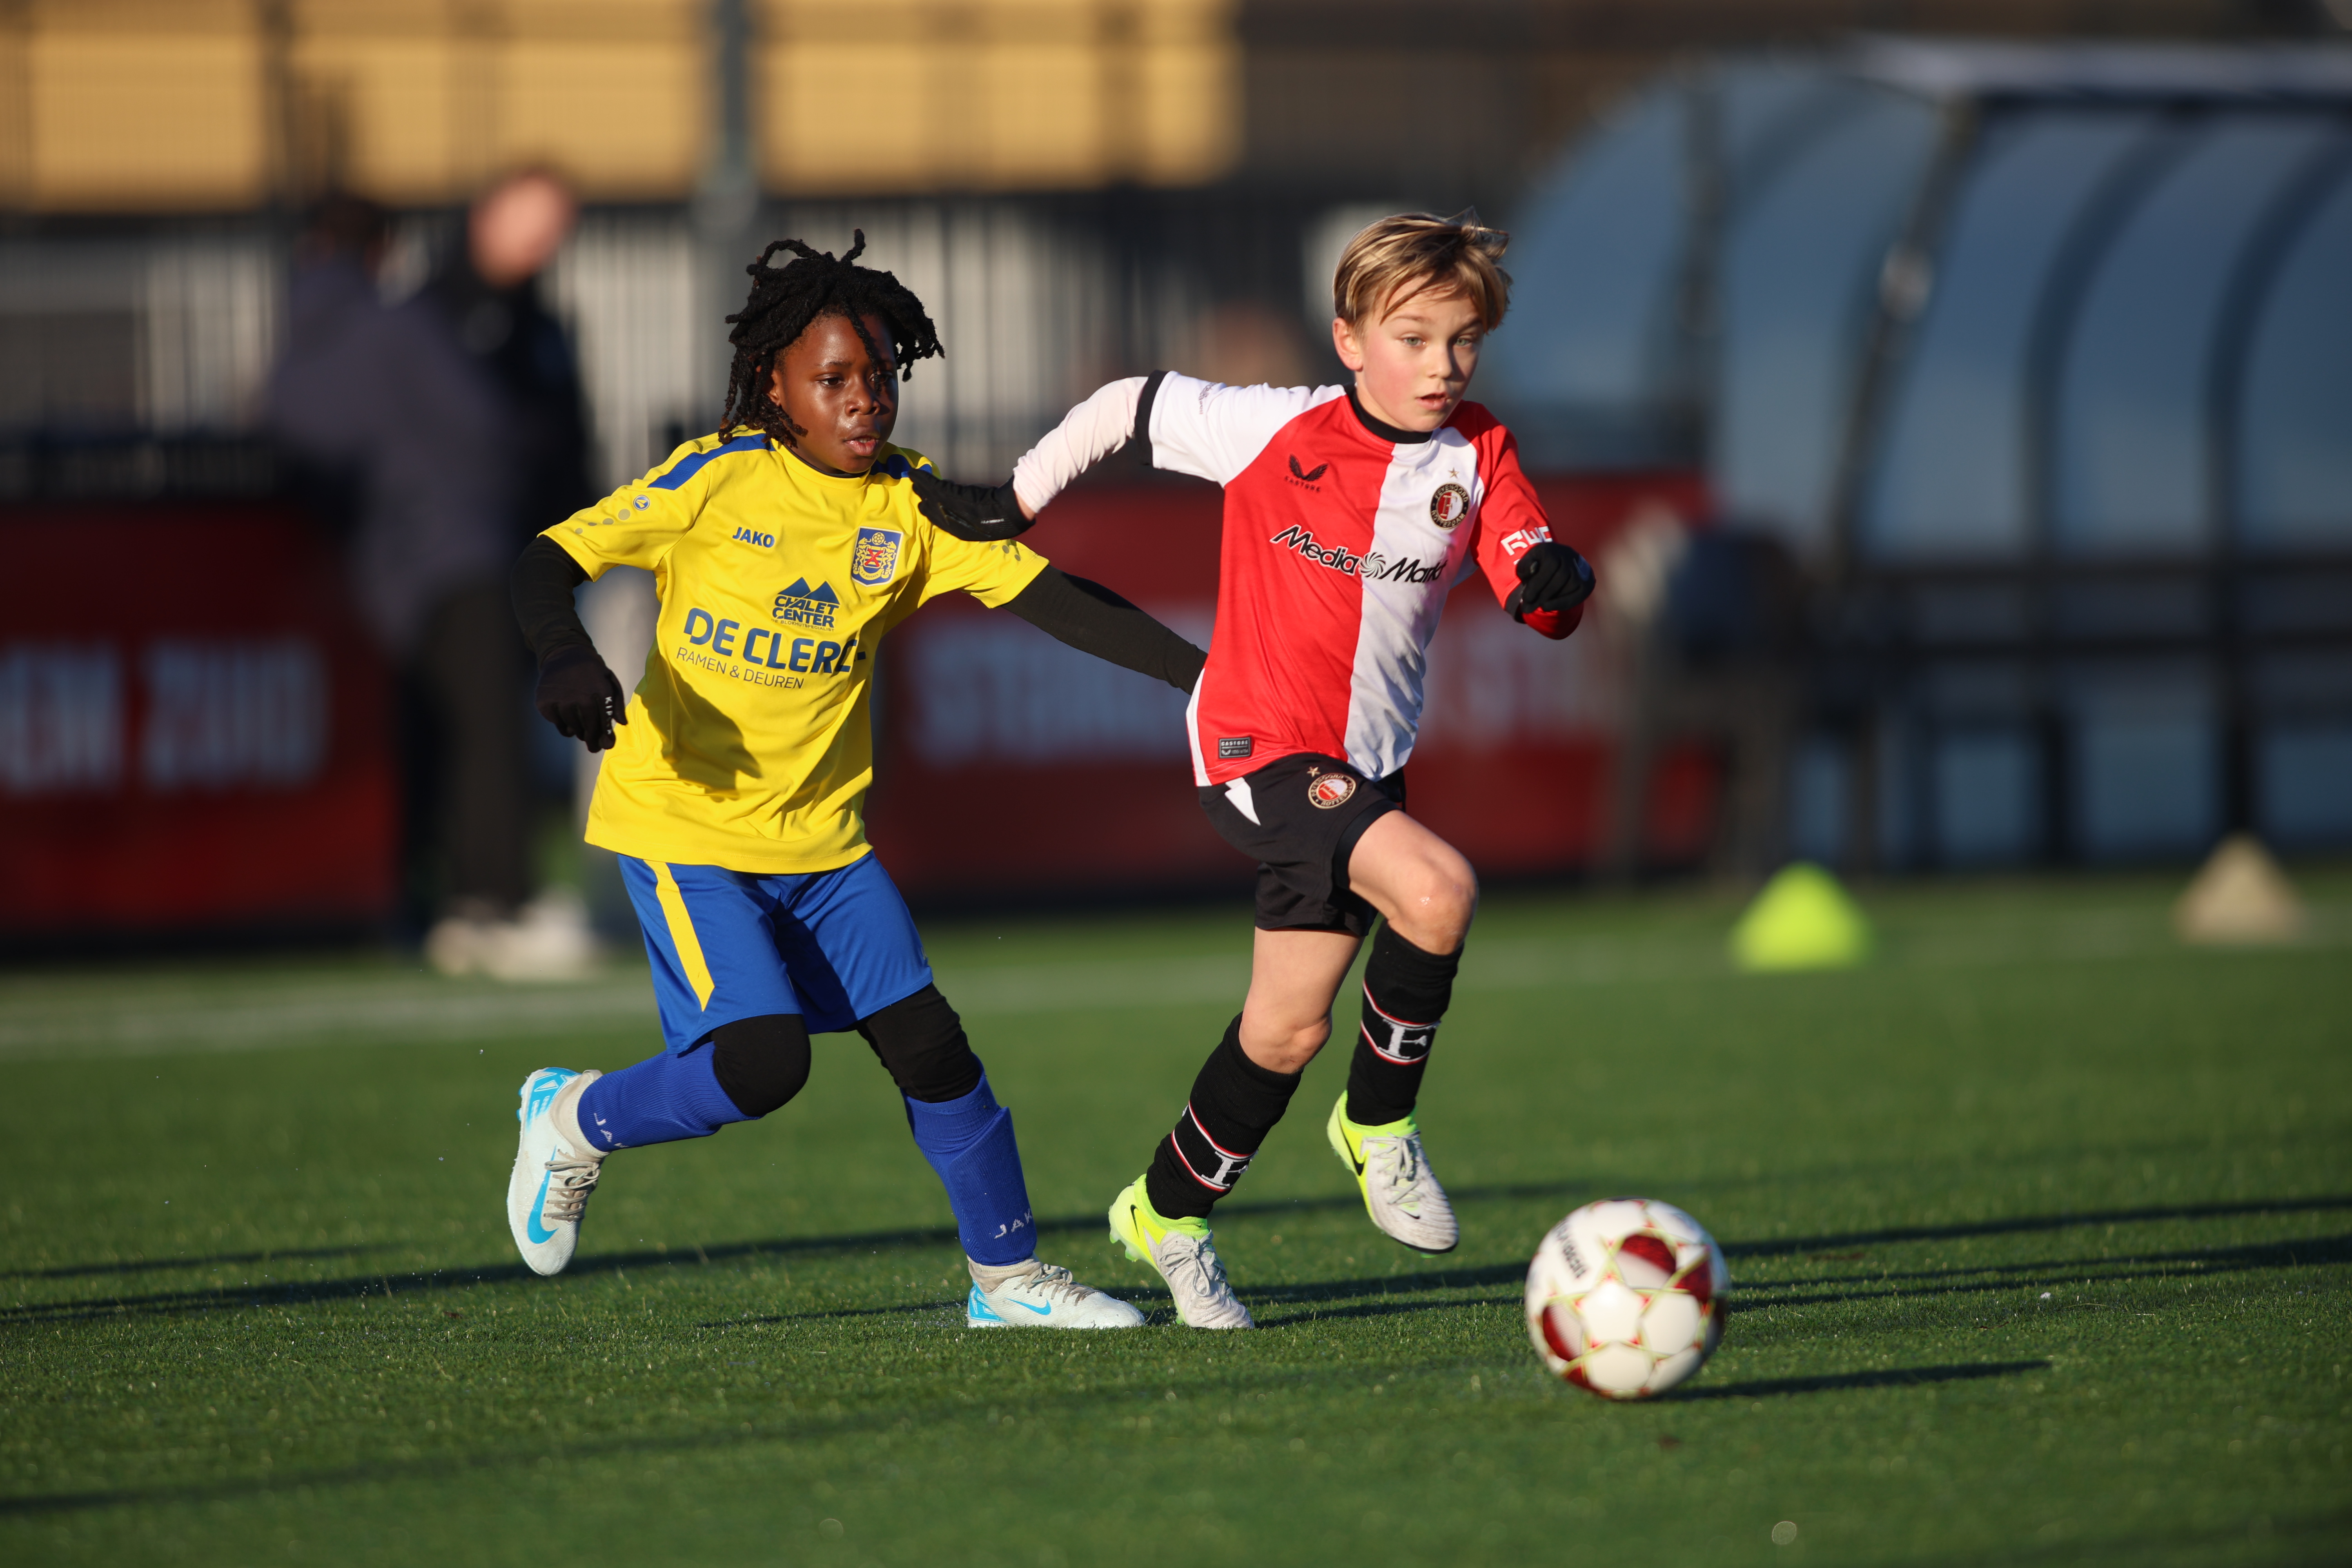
[2175,833,2305,946]
[1730,862,1873,972]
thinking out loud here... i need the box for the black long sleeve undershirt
[511,535,594,664]
[511,537,1203,693]
[1002,566,1205,693]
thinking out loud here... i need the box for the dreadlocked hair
[719,230,943,447]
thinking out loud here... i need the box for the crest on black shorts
[1307,773,1357,809]
[1430,483,1471,530]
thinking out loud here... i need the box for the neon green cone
[1729,862,1873,972]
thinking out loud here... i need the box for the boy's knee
[858,985,984,1103]
[710,1013,812,1118]
[1394,858,1477,948]
[1239,1009,1329,1074]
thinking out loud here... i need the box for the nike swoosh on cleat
[525,1171,559,1244]
[1009,1297,1053,1315]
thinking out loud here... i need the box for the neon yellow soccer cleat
[1327,1094,1458,1254]
[1107,1176,1252,1328]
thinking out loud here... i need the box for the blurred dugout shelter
[1485,36,2352,874]
[2,2,2346,938]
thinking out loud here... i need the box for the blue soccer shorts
[618,851,934,1052]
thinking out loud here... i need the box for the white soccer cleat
[506,1067,605,1276]
[1108,1177,1254,1329]
[965,1261,1145,1329]
[1327,1094,1459,1254]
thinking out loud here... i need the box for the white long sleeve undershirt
[1010,376,1148,517]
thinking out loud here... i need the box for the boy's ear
[1331,316,1366,373]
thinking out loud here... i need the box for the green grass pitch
[3,874,2347,1566]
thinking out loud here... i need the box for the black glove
[909,468,1031,541]
[534,644,629,752]
[1504,541,1596,622]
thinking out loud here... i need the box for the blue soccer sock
[575,1044,751,1153]
[902,1073,1036,1266]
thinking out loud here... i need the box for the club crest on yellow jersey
[851,527,902,586]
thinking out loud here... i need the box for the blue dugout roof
[1485,38,2352,566]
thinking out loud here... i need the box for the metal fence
[0,188,1348,497]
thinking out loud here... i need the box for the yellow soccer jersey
[546,431,1046,873]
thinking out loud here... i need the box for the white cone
[2174,834,2305,946]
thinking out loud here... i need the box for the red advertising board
[0,505,397,934]
[864,470,1710,900]
[0,474,1708,933]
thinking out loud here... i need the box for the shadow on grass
[695,1300,966,1329]
[1735,1231,2352,1311]
[0,1410,869,1520]
[9,1193,2347,1328]
[0,1185,1557,1325]
[0,1244,382,1282]
[708,1225,2352,1335]
[0,1356,2058,1522]
[1664,1359,2049,1401]
[1720,1195,2352,1259]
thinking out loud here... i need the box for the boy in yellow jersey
[504,235,1203,1328]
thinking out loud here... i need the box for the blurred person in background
[425,168,596,567]
[267,181,593,980]
[413,167,601,973]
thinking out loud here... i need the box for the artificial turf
[2,874,2347,1566]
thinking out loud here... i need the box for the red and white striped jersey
[1012,372,1577,787]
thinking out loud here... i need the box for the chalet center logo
[773,579,839,628]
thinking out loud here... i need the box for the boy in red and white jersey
[913,213,1594,1327]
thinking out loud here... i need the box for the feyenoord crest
[1429,482,1471,529]
[850,526,903,586]
[1307,772,1357,809]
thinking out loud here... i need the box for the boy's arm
[912,372,1340,539]
[909,376,1156,539]
[512,536,594,661]
[1469,424,1593,642]
[512,537,629,751]
[1000,566,1205,693]
[1010,374,1163,516]
[514,439,716,747]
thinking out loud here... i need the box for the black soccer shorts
[1198,751,1405,936]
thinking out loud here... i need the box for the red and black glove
[1504,541,1595,622]
[534,644,629,752]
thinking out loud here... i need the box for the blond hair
[1331,210,1511,328]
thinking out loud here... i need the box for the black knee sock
[1345,925,1461,1127]
[1143,1016,1303,1221]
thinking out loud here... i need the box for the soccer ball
[1524,1198,1728,1399]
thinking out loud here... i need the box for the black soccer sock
[1345,925,1462,1127]
[1143,1016,1303,1221]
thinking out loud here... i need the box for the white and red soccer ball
[1525,1198,1729,1399]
